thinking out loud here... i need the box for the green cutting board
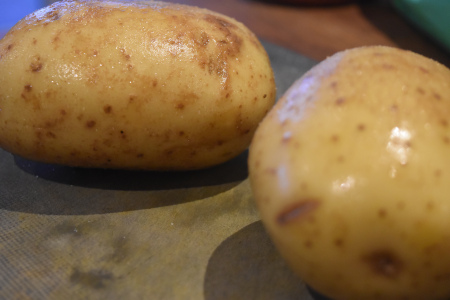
[393,0,450,53]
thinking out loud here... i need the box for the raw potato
[0,0,275,170]
[249,46,450,300]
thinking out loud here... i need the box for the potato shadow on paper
[0,150,248,215]
[203,221,315,300]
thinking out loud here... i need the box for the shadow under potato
[13,150,249,191]
[203,221,314,300]
[0,150,247,215]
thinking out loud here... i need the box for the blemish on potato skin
[304,240,313,249]
[46,131,56,139]
[23,84,33,93]
[330,135,340,143]
[390,104,399,112]
[335,97,345,105]
[378,208,387,219]
[357,123,366,131]
[363,250,403,278]
[433,93,442,101]
[103,105,112,114]
[30,56,43,72]
[419,66,430,74]
[382,64,396,70]
[277,200,320,225]
[86,120,96,128]
[334,238,344,247]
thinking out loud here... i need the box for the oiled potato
[249,46,450,300]
[0,0,275,170]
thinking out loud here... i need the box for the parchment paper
[0,40,318,300]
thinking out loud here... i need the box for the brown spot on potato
[390,104,399,112]
[435,169,442,177]
[382,64,395,70]
[103,105,112,114]
[330,135,340,143]
[195,31,209,46]
[334,238,344,247]
[363,250,403,278]
[304,240,313,248]
[86,120,96,128]
[60,109,67,115]
[337,155,345,163]
[378,208,387,218]
[31,61,43,72]
[443,136,450,144]
[433,93,442,101]
[7,44,14,51]
[416,87,425,95]
[46,131,56,139]
[419,66,430,74]
[357,123,366,131]
[45,9,60,22]
[335,97,345,106]
[178,131,185,136]
[24,85,33,92]
[120,48,130,60]
[440,120,448,127]
[277,200,320,225]
[176,103,185,110]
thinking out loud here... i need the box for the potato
[0,0,275,170]
[249,46,450,300]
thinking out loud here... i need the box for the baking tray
[0,40,317,300]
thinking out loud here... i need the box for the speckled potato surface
[0,0,275,170]
[249,46,450,300]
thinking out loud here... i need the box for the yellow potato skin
[249,46,450,300]
[0,0,275,170]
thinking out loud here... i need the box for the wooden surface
[166,0,450,67]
